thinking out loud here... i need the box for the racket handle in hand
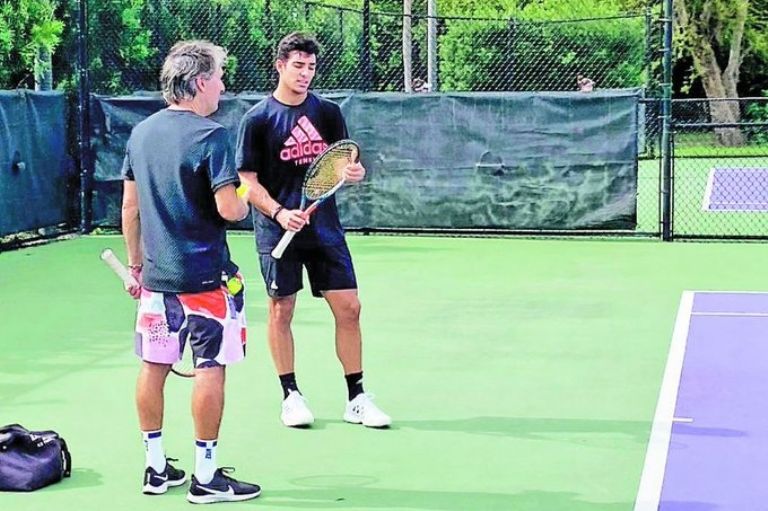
[271,230,298,260]
[100,249,139,287]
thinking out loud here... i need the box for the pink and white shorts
[134,279,246,369]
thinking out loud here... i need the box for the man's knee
[334,296,361,325]
[139,361,171,381]
[268,295,297,327]
[193,365,226,390]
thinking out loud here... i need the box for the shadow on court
[257,486,631,510]
[394,416,651,444]
[670,423,746,438]
[42,468,104,491]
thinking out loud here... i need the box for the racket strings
[304,144,356,200]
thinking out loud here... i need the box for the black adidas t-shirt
[235,93,348,253]
[122,109,239,293]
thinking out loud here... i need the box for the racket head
[171,340,195,378]
[303,139,359,201]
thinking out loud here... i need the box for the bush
[439,4,646,91]
[0,0,63,89]
[744,93,768,145]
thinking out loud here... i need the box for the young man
[236,32,391,428]
[122,40,261,503]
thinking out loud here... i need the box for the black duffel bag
[0,424,72,491]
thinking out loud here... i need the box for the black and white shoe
[187,467,261,504]
[142,458,187,495]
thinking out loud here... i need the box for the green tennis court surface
[3,234,768,510]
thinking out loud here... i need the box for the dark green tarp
[0,91,71,237]
[91,90,639,230]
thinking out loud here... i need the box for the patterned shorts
[134,277,246,369]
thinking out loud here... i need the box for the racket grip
[100,249,139,287]
[271,230,297,259]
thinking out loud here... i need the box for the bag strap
[59,438,72,478]
[0,424,30,448]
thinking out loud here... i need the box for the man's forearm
[239,172,282,218]
[122,208,142,266]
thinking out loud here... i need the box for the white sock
[195,439,218,484]
[142,430,165,472]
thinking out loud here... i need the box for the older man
[121,40,259,503]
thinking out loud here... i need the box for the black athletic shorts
[258,243,357,298]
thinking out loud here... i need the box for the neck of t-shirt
[167,103,207,117]
[272,87,308,107]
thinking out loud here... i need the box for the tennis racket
[100,248,138,287]
[271,139,359,259]
[100,249,195,378]
[171,343,195,378]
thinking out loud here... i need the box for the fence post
[427,0,438,91]
[507,19,516,91]
[643,7,652,90]
[77,0,92,233]
[361,0,373,90]
[403,0,412,92]
[660,0,673,241]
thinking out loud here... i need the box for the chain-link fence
[16,1,768,242]
[670,98,768,240]
[64,0,654,95]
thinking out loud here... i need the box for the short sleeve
[235,112,264,173]
[206,127,239,192]
[121,140,134,180]
[330,103,349,142]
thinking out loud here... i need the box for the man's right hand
[276,208,308,232]
[125,265,143,300]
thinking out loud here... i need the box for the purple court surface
[635,292,768,510]
[703,168,768,212]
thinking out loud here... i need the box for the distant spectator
[412,77,431,93]
[577,74,595,92]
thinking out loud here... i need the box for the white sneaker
[281,390,315,427]
[344,393,392,428]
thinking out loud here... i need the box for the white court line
[701,168,715,211]
[634,291,694,511]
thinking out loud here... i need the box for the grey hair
[160,40,227,104]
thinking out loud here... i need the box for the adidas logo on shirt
[280,116,328,165]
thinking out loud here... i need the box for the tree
[438,0,646,91]
[0,0,63,89]
[673,0,749,145]
[741,0,768,96]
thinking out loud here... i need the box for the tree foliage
[0,0,63,88]
[2,0,767,97]
[438,0,647,91]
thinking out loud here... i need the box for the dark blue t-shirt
[122,108,239,293]
[235,93,348,253]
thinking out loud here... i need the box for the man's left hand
[343,162,366,183]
